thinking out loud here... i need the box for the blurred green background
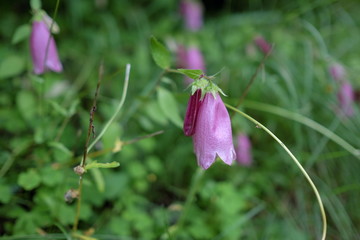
[0,0,360,239]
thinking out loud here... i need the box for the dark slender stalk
[232,46,273,113]
[73,62,103,232]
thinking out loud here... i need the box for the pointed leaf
[12,24,31,44]
[85,161,120,171]
[177,69,203,80]
[157,87,182,128]
[0,55,26,79]
[150,36,171,69]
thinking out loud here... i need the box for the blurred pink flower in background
[177,45,205,85]
[338,81,355,117]
[254,35,272,55]
[30,21,63,75]
[184,92,236,169]
[180,0,203,31]
[235,134,252,166]
[329,63,346,82]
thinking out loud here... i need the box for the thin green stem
[87,64,131,153]
[243,100,360,160]
[234,46,273,110]
[72,177,83,232]
[226,103,327,240]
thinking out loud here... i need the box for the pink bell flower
[329,63,346,82]
[254,36,272,55]
[30,21,63,75]
[180,0,203,31]
[235,134,253,166]
[338,81,355,117]
[185,92,236,169]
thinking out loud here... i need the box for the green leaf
[89,168,105,192]
[85,160,120,171]
[40,166,63,187]
[0,184,12,204]
[16,92,37,124]
[30,0,41,10]
[48,100,68,117]
[48,142,73,157]
[177,69,204,80]
[145,101,168,125]
[150,36,171,69]
[0,55,26,79]
[12,24,31,44]
[157,87,182,128]
[18,169,41,190]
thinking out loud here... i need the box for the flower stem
[225,103,327,240]
[73,62,104,232]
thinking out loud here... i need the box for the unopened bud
[73,165,85,175]
[64,189,79,203]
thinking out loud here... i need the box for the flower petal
[193,93,236,169]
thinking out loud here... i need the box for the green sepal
[177,69,204,80]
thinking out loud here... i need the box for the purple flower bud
[235,134,252,166]
[192,93,236,169]
[338,81,355,117]
[329,63,345,82]
[30,21,63,75]
[254,36,272,55]
[180,0,203,31]
[183,89,202,136]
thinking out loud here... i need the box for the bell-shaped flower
[254,35,272,55]
[235,134,253,166]
[329,63,345,82]
[187,88,235,169]
[30,21,63,75]
[338,81,355,117]
[180,0,203,31]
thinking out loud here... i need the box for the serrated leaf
[150,36,171,69]
[0,55,26,79]
[157,87,182,128]
[12,24,31,44]
[177,69,204,80]
[18,169,41,190]
[85,161,120,171]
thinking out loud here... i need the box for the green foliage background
[0,0,360,239]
